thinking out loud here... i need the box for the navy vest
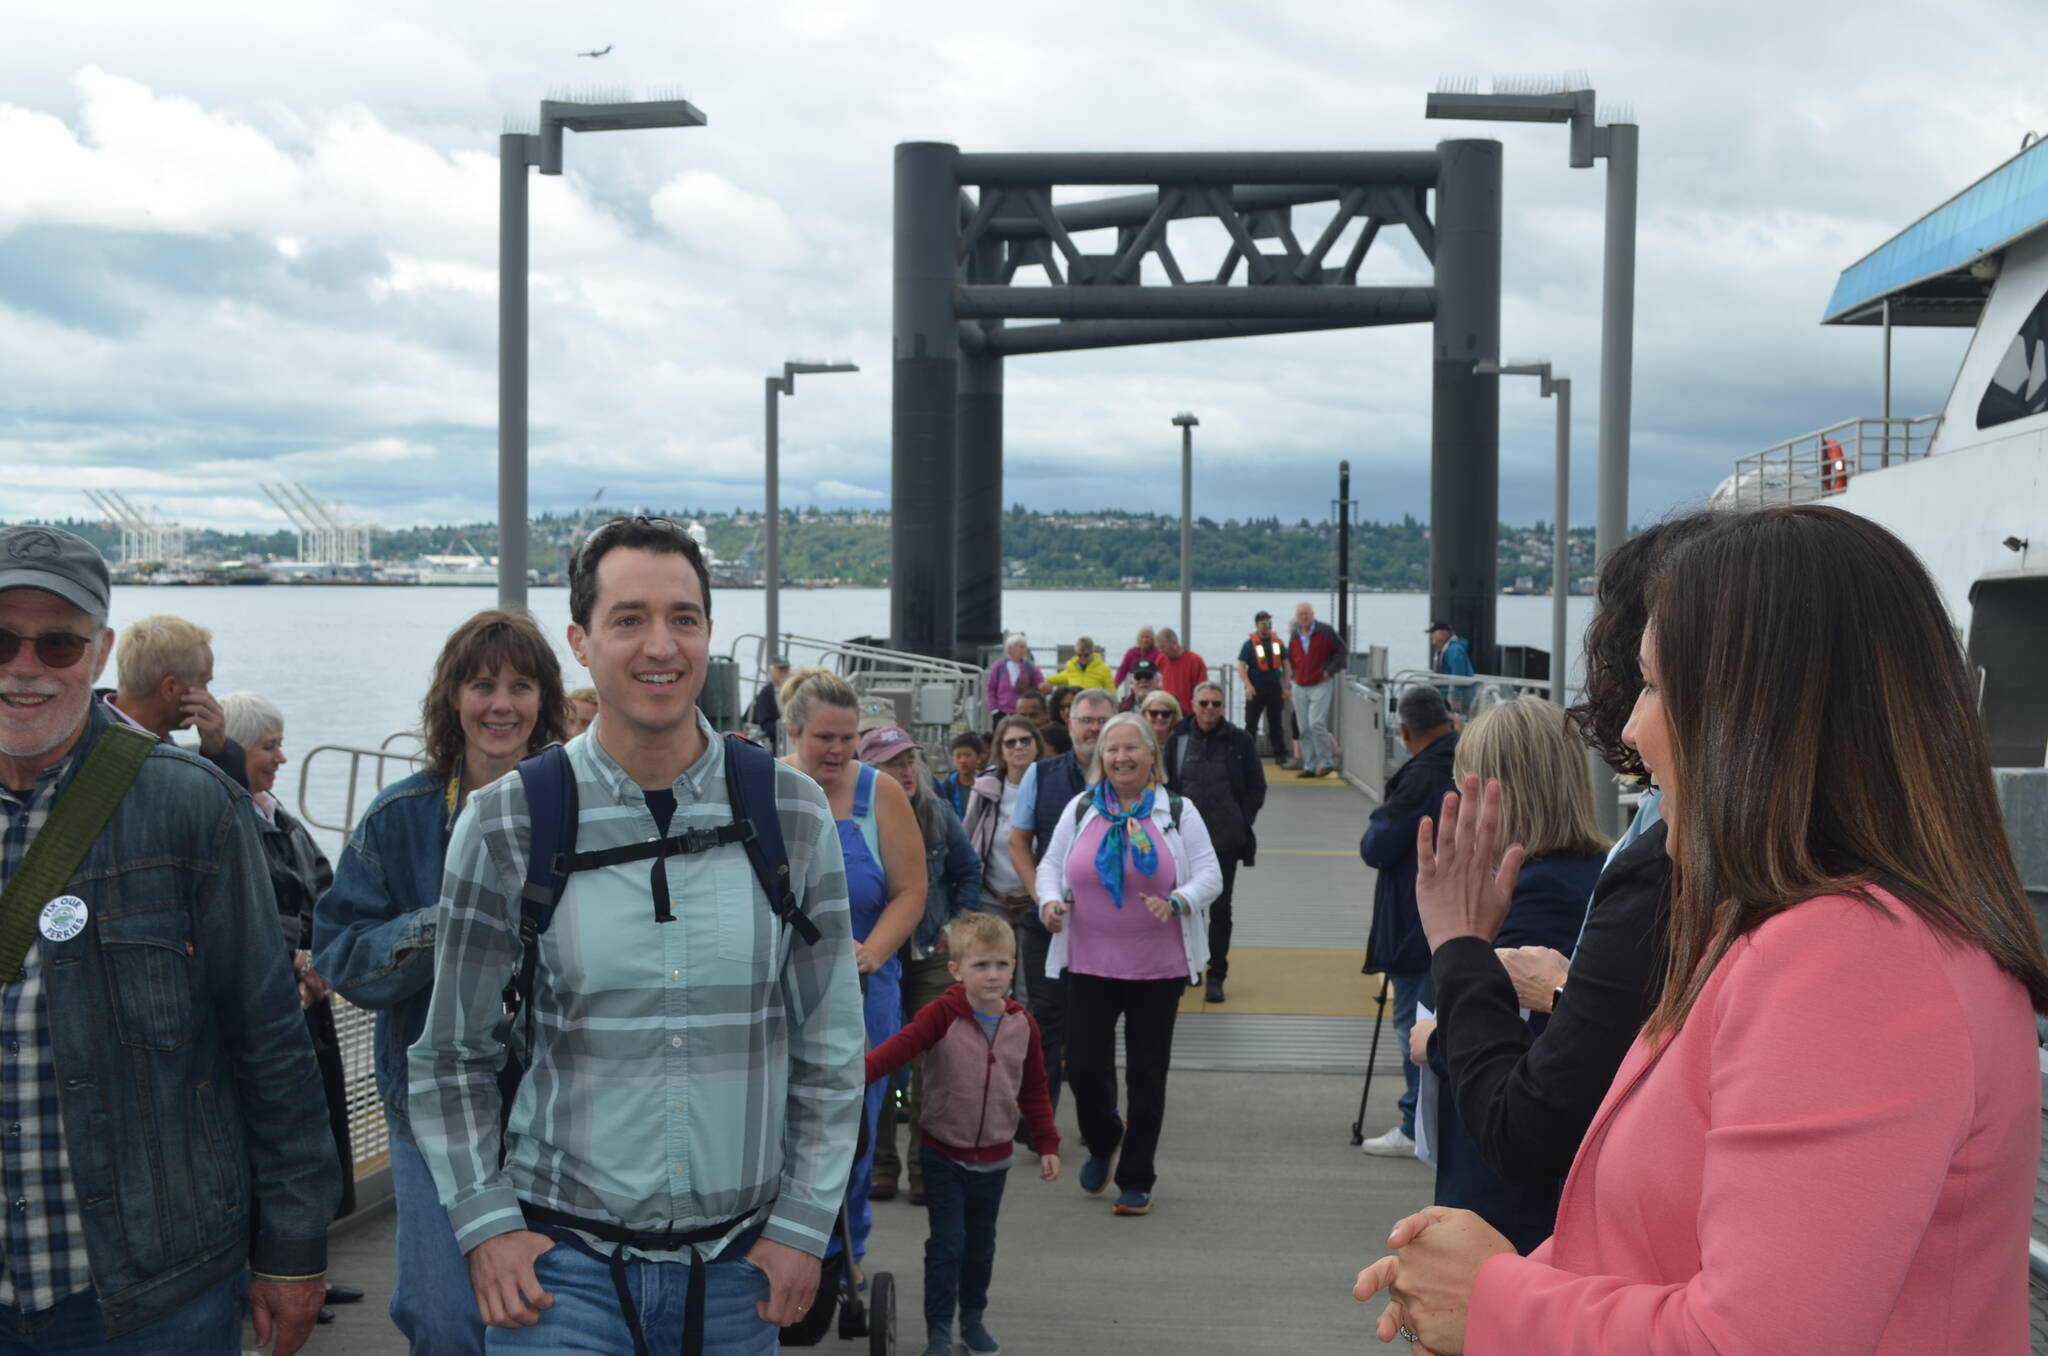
[1028,752,1089,863]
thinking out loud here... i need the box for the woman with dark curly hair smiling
[312,608,567,1353]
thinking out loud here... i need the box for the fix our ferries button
[38,896,86,943]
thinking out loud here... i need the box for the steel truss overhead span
[892,140,1502,669]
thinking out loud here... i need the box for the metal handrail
[1722,414,1942,510]
[297,740,426,835]
[729,632,986,752]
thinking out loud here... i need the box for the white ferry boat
[1714,134,2048,770]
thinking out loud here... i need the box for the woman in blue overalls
[779,669,927,1265]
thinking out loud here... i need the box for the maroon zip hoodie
[865,984,1060,1163]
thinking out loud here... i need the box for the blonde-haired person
[1138,689,1182,746]
[1034,711,1221,1216]
[778,667,925,1268]
[564,686,599,737]
[101,613,250,786]
[1406,696,1609,1253]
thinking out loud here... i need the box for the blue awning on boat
[1823,136,2048,327]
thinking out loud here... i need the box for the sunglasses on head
[0,629,92,669]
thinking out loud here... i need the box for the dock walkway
[313,772,1417,1354]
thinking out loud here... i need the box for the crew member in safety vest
[1236,610,1291,764]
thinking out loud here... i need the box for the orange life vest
[1247,630,1285,671]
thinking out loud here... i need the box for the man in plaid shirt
[0,525,338,1353]
[408,516,862,1353]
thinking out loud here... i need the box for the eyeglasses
[1143,707,1175,719]
[0,629,92,669]
[1194,700,1223,709]
[1001,736,1036,749]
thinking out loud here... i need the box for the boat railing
[729,632,985,752]
[296,737,426,836]
[1724,414,1943,509]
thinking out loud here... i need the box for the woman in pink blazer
[985,634,1045,719]
[1357,505,2048,1354]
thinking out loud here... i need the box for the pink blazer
[1469,889,2038,1354]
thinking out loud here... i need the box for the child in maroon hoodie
[866,912,1061,1356]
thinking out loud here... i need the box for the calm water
[109,584,1593,850]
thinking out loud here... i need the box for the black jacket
[1429,820,1672,1187]
[1359,730,1458,975]
[1161,716,1267,864]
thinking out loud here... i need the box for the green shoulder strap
[0,723,157,980]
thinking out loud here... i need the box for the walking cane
[1349,971,1392,1145]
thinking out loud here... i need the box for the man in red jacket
[1153,627,1208,715]
[1288,600,1346,776]
[866,913,1059,1356]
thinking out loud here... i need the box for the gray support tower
[1429,140,1503,668]
[892,143,963,658]
[956,231,1006,661]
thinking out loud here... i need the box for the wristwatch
[1551,985,1566,1010]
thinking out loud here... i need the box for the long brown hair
[1646,505,2048,1036]
[421,609,568,782]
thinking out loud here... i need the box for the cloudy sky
[4,0,2040,537]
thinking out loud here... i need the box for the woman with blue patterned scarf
[1033,711,1222,1217]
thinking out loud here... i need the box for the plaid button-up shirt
[408,718,865,1261]
[0,749,92,1314]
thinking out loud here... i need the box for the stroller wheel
[868,1273,896,1356]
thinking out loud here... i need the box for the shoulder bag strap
[0,724,156,979]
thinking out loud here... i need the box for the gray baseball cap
[0,525,111,616]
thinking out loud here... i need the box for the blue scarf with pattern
[1090,781,1158,910]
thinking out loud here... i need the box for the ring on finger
[1398,1324,1421,1343]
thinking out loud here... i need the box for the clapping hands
[1413,775,1526,953]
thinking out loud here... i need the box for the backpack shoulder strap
[515,743,579,929]
[0,723,155,979]
[724,735,819,945]
[1167,793,1184,833]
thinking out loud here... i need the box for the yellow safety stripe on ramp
[1177,947,1392,1017]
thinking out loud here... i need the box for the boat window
[1976,287,2048,429]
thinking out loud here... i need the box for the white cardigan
[1034,788,1225,984]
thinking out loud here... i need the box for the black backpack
[495,734,819,1133]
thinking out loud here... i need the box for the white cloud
[815,479,886,502]
[651,170,806,269]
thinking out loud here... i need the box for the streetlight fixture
[1476,358,1570,707]
[765,361,860,665]
[1171,412,1199,644]
[1428,82,1636,585]
[498,90,707,608]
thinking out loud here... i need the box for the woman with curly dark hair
[1392,513,1723,1196]
[312,608,566,1354]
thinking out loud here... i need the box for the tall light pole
[1477,360,1570,706]
[498,92,707,609]
[1172,412,1199,644]
[1427,85,1635,581]
[765,361,859,666]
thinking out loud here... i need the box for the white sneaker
[1360,1126,1416,1158]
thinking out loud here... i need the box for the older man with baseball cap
[0,525,338,1354]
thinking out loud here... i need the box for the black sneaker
[1204,973,1225,1003]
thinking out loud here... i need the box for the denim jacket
[914,801,983,953]
[37,702,339,1335]
[310,768,453,1144]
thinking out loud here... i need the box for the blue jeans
[1390,971,1436,1139]
[0,1271,243,1353]
[1291,679,1336,771]
[391,1135,488,1353]
[484,1240,774,1354]
[841,966,903,1263]
[919,1147,1008,1333]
